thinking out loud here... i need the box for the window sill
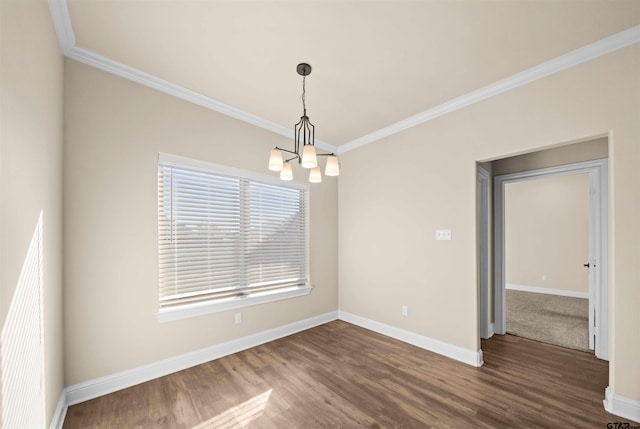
[155,284,313,323]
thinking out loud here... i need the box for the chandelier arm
[302,121,309,146]
[294,116,305,154]
[275,147,299,155]
[298,118,314,146]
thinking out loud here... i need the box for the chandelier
[268,63,339,183]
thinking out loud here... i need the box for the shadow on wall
[1,212,45,428]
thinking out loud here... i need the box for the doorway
[503,173,590,351]
[493,159,608,359]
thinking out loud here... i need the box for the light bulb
[301,144,318,168]
[280,161,293,181]
[309,166,322,183]
[268,148,283,171]
[325,155,340,176]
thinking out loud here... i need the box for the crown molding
[48,0,75,54]
[65,46,337,153]
[47,1,336,154]
[47,1,637,156]
[337,24,640,154]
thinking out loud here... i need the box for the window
[157,154,311,322]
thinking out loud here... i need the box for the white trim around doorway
[492,158,608,360]
[478,167,492,340]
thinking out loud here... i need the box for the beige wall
[505,174,589,293]
[63,60,338,386]
[0,0,64,426]
[339,44,639,400]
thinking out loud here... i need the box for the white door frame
[478,167,492,339]
[493,158,608,360]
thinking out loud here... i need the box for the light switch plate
[435,229,452,240]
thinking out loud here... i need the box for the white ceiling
[61,0,639,151]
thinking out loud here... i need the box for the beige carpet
[506,289,589,351]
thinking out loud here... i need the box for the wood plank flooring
[63,320,632,428]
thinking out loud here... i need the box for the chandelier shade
[269,148,284,171]
[309,167,322,183]
[325,155,340,176]
[280,161,293,181]
[268,63,339,183]
[301,144,318,168]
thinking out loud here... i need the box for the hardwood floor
[63,320,631,428]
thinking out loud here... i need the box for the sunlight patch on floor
[191,389,272,429]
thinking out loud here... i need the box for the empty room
[1,0,639,428]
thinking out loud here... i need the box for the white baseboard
[49,390,68,429]
[51,309,483,426]
[506,283,589,299]
[338,311,483,367]
[52,312,639,427]
[64,311,338,407]
[604,386,640,423]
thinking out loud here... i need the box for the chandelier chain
[301,75,306,115]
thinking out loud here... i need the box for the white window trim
[156,153,312,323]
[156,284,313,323]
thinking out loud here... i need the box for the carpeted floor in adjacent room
[506,289,589,351]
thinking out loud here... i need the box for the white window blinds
[158,155,308,309]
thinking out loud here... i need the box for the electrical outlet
[402,305,408,316]
[435,229,452,241]
[234,312,242,324]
